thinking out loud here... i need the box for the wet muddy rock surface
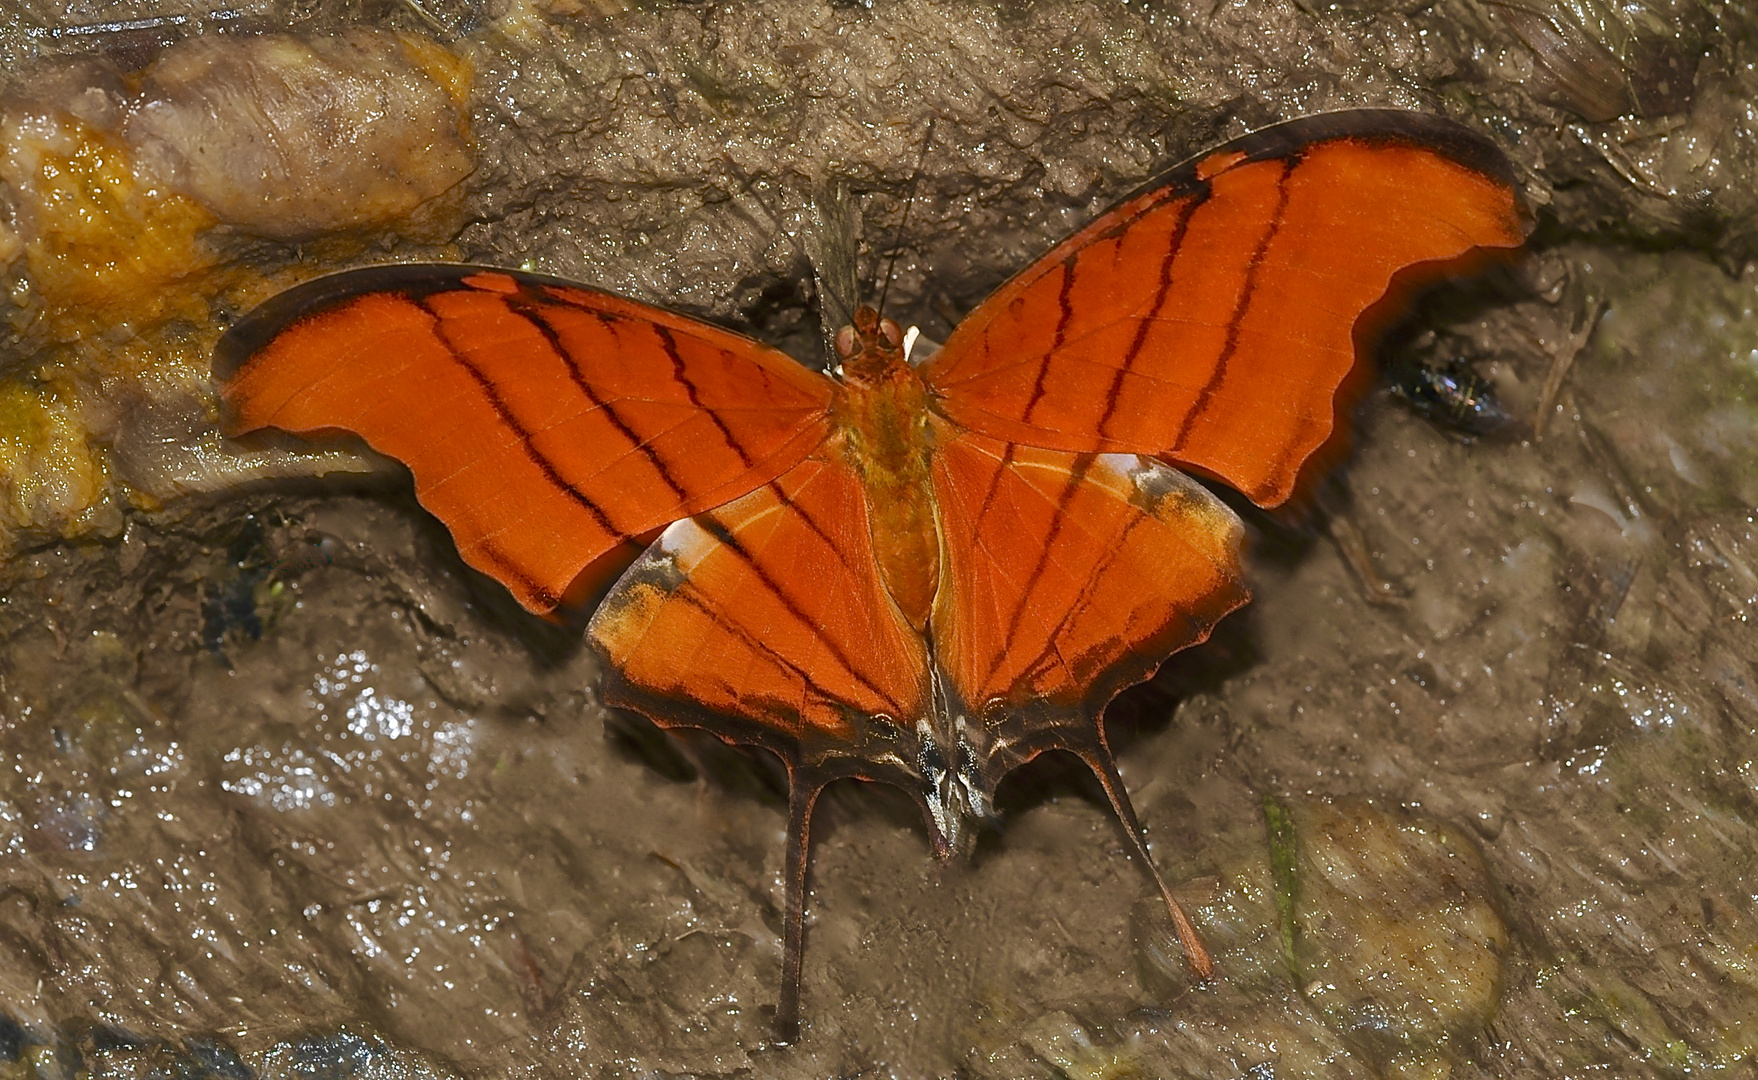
[0,0,1755,1076]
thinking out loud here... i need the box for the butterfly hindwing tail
[926,426,1248,972]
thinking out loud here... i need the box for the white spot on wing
[1094,452,1143,477]
[656,517,717,569]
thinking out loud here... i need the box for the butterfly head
[833,304,907,383]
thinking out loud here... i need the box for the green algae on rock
[1269,797,1508,1078]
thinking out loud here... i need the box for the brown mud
[0,1,1754,1076]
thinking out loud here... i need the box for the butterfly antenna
[1074,735,1216,980]
[873,119,937,319]
[713,156,858,370]
[775,766,829,1044]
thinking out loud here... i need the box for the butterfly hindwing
[218,265,837,613]
[928,422,1249,744]
[923,111,1528,506]
[588,435,929,751]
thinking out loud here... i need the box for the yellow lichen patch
[0,380,116,546]
[3,115,219,342]
[0,30,476,557]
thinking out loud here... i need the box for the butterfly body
[214,111,1529,1040]
[584,302,997,852]
[830,308,940,634]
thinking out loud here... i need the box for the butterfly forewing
[219,266,836,613]
[589,436,929,747]
[923,118,1528,506]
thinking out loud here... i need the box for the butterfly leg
[1072,727,1215,981]
[776,764,830,1044]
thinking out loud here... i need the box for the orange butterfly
[215,111,1526,1040]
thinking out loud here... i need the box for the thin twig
[1534,299,1607,440]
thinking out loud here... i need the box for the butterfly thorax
[832,305,940,632]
